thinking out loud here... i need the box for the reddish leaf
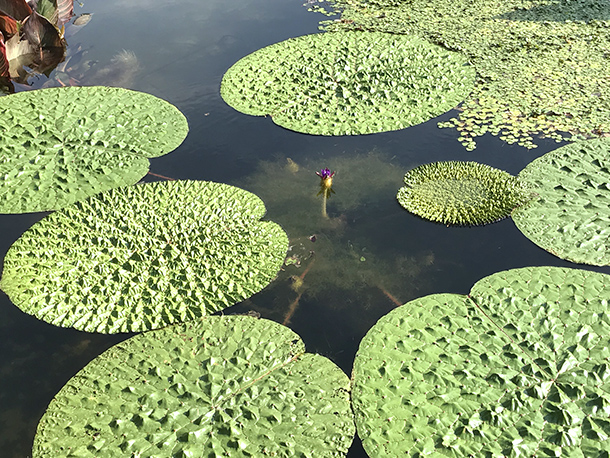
[0,0,32,21]
[56,0,72,27]
[0,31,9,77]
[0,11,17,39]
[22,11,63,49]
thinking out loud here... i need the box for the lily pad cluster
[0,180,289,333]
[33,315,355,457]
[352,266,610,457]
[322,0,610,149]
[0,86,189,213]
[513,138,610,266]
[221,31,474,136]
[397,161,530,226]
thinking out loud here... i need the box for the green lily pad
[0,86,188,213]
[220,31,474,136]
[513,139,610,266]
[0,180,288,333]
[352,266,610,457]
[33,315,355,457]
[397,161,530,226]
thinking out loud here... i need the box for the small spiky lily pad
[513,139,610,266]
[0,180,288,333]
[33,315,355,457]
[352,266,610,457]
[221,31,474,136]
[397,161,529,226]
[0,86,188,213]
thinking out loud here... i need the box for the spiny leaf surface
[33,316,355,457]
[221,31,474,136]
[352,266,610,457]
[397,161,530,226]
[0,86,188,213]
[0,180,288,333]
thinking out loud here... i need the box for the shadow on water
[497,0,610,22]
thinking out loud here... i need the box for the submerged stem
[321,192,328,218]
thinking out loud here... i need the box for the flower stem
[321,192,328,218]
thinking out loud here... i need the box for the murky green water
[1,0,608,456]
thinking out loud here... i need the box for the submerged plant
[221,31,474,136]
[397,161,530,226]
[316,167,336,218]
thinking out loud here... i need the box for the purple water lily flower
[316,168,335,180]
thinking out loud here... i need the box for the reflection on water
[1,0,610,457]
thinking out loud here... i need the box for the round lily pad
[33,315,355,457]
[0,180,288,333]
[397,161,529,226]
[0,86,188,213]
[513,139,610,266]
[352,266,610,457]
[220,31,474,136]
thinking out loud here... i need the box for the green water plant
[322,0,610,149]
[0,180,288,333]
[513,138,610,266]
[220,31,474,136]
[33,315,355,457]
[0,86,188,213]
[397,161,530,226]
[352,266,610,457]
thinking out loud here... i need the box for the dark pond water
[2,0,609,456]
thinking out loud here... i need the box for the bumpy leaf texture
[33,316,355,457]
[353,266,610,457]
[513,138,610,266]
[0,86,188,213]
[0,181,289,333]
[221,31,474,136]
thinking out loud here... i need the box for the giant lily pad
[0,180,288,333]
[397,161,530,226]
[513,139,610,266]
[352,266,610,457]
[33,315,355,457]
[220,31,474,136]
[0,86,188,213]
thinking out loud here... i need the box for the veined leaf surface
[0,86,188,213]
[352,266,610,457]
[33,316,355,457]
[0,180,288,333]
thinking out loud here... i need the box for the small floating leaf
[397,161,529,226]
[33,315,355,457]
[0,180,288,333]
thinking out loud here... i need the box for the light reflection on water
[1,0,609,457]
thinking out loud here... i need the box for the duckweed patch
[322,0,610,150]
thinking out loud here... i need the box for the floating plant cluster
[1,1,610,456]
[322,0,610,149]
